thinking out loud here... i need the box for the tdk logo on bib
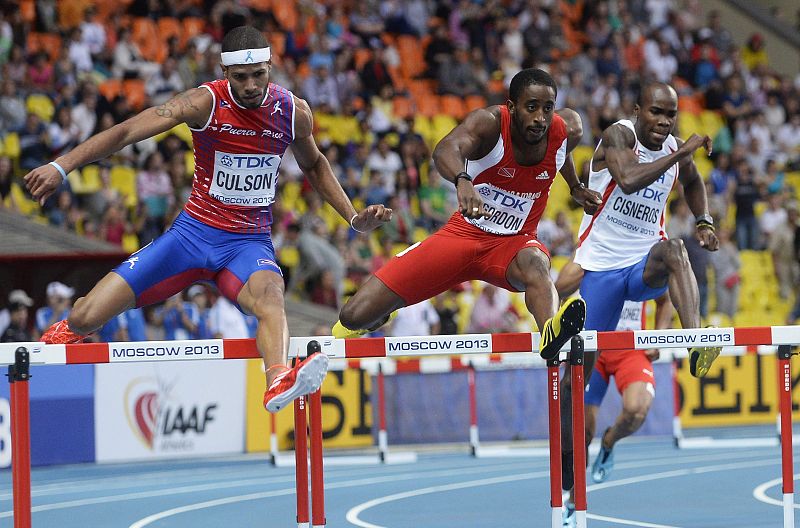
[210,151,280,207]
[468,183,537,235]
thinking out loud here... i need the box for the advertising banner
[95,360,245,462]
[676,352,800,427]
[0,365,95,467]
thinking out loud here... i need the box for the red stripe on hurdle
[66,343,109,364]
[491,333,533,353]
[597,330,634,351]
[395,359,421,373]
[735,327,772,346]
[345,337,386,358]
[222,338,260,359]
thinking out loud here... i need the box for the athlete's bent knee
[68,297,98,334]
[662,239,689,270]
[339,302,368,331]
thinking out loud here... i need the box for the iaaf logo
[124,377,217,451]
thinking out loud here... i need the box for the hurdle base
[274,451,417,467]
[475,443,601,459]
[677,436,800,449]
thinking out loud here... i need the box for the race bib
[466,183,537,235]
[209,151,280,207]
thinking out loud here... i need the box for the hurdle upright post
[467,362,479,457]
[292,357,310,528]
[377,362,388,463]
[777,345,794,528]
[547,353,562,528]
[307,341,326,527]
[570,336,587,528]
[8,347,31,528]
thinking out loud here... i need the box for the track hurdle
[289,326,800,528]
[1,326,798,527]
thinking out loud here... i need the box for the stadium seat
[26,32,62,62]
[392,96,414,119]
[122,79,147,111]
[416,96,440,119]
[184,151,195,176]
[464,95,487,114]
[440,95,466,120]
[3,133,21,161]
[157,17,182,47]
[110,165,138,207]
[273,0,298,31]
[181,18,206,49]
[26,94,55,122]
[430,114,458,145]
[68,165,102,195]
[98,79,123,102]
[10,183,39,216]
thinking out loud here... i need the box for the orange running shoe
[263,353,329,413]
[41,320,87,344]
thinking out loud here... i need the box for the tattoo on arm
[155,92,201,121]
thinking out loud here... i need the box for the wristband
[49,161,68,182]
[454,172,473,188]
[350,214,365,233]
[570,181,585,193]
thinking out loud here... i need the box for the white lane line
[753,474,800,507]
[128,466,550,528]
[346,457,779,528]
[586,513,680,528]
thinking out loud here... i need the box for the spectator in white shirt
[388,300,441,337]
[79,7,106,57]
[145,57,185,107]
[113,27,160,79]
[367,138,403,195]
[209,295,249,338]
[67,27,93,74]
[302,65,341,112]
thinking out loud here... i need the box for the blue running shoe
[562,502,576,528]
[591,437,615,483]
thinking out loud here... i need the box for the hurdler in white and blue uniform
[572,82,721,379]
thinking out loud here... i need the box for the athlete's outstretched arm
[601,124,706,195]
[291,97,391,231]
[25,89,212,205]
[556,108,602,214]
[677,137,719,251]
[432,107,499,219]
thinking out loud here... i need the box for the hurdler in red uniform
[333,68,604,361]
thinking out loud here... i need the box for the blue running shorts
[580,256,668,332]
[113,211,282,308]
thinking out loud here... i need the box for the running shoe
[591,431,615,483]
[263,353,329,413]
[40,319,87,344]
[562,502,576,528]
[689,345,722,377]
[539,298,586,360]
[331,311,397,339]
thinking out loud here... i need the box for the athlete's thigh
[502,238,551,292]
[375,231,477,305]
[216,235,282,304]
[625,256,669,302]
[639,241,672,290]
[114,230,209,307]
[580,269,626,331]
[612,349,656,398]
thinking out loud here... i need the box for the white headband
[221,47,271,66]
